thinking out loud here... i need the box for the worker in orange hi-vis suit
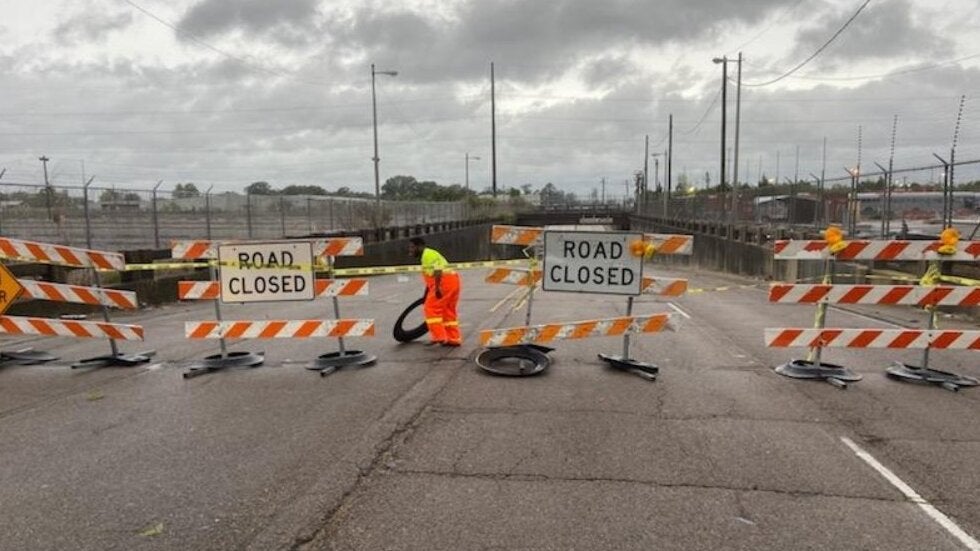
[408,237,462,347]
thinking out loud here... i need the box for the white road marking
[667,302,692,320]
[841,436,980,551]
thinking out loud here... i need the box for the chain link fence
[0,182,517,251]
[638,160,980,239]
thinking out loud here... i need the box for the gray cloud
[177,0,321,44]
[790,0,953,69]
[325,0,789,84]
[51,11,133,45]
[3,0,979,194]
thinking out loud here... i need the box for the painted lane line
[667,302,692,320]
[841,437,980,551]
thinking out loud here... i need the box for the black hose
[393,289,429,343]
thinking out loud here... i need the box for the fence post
[152,180,163,249]
[246,192,253,239]
[306,197,313,233]
[205,185,213,240]
[280,195,286,237]
[83,177,95,247]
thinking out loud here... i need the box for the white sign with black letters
[218,241,315,303]
[543,231,644,296]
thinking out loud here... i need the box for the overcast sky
[1,0,979,197]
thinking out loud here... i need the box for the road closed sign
[543,231,644,296]
[218,241,315,303]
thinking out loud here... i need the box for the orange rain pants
[423,272,461,344]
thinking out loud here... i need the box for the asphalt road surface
[1,265,978,550]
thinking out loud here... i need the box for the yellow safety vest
[420,247,453,276]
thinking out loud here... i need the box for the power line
[791,52,980,82]
[122,0,329,87]
[743,0,872,88]
[680,89,721,135]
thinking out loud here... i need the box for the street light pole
[465,153,481,191]
[371,64,398,228]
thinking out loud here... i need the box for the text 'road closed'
[543,231,643,296]
[218,241,316,303]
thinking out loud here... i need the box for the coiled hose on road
[393,289,428,343]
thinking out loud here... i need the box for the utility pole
[491,62,497,197]
[667,114,673,205]
[601,177,606,205]
[717,57,728,219]
[732,52,742,224]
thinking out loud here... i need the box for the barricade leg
[773,257,861,388]
[183,263,264,378]
[598,296,659,381]
[309,256,376,376]
[71,266,155,368]
[885,269,979,391]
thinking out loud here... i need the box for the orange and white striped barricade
[0,237,152,368]
[310,238,376,375]
[174,238,373,378]
[767,227,979,389]
[481,225,688,379]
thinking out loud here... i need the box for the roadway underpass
[0,263,978,550]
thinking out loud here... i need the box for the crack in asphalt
[386,468,906,503]
[426,406,839,425]
[289,367,468,550]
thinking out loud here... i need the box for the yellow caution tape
[119,258,527,275]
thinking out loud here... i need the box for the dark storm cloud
[325,0,789,84]
[177,0,320,43]
[790,0,953,68]
[52,11,133,45]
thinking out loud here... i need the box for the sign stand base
[775,358,862,388]
[183,350,265,379]
[310,350,377,377]
[476,345,552,376]
[886,361,978,392]
[598,353,659,381]
[0,347,58,366]
[71,350,156,369]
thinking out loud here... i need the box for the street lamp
[371,64,398,227]
[465,153,481,191]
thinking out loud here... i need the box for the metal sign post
[185,240,318,378]
[773,257,861,388]
[886,259,979,391]
[70,266,156,369]
[310,254,377,376]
